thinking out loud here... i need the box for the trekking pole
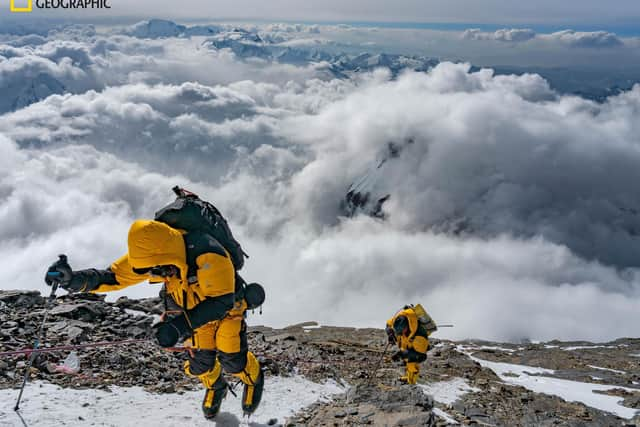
[367,342,391,387]
[14,258,63,411]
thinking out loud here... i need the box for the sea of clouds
[1,22,639,341]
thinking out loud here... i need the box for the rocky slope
[1,290,639,426]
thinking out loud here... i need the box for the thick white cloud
[263,23,320,34]
[543,30,624,48]
[461,28,625,48]
[0,40,98,113]
[265,219,640,341]
[0,26,336,115]
[2,135,639,342]
[0,22,637,120]
[284,63,640,267]
[2,27,640,342]
[1,34,48,47]
[0,135,180,293]
[0,76,356,183]
[462,28,536,43]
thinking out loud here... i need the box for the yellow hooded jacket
[386,307,430,355]
[92,219,237,315]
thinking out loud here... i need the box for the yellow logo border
[11,0,33,12]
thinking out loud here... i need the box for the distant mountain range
[1,20,637,114]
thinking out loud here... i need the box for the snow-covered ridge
[121,19,223,39]
[1,19,636,116]
[202,29,439,78]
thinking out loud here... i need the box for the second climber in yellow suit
[386,305,430,385]
[44,219,264,420]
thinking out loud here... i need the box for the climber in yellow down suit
[386,305,431,385]
[45,220,264,420]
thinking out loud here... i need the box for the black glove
[386,326,396,345]
[153,316,190,348]
[391,350,405,362]
[45,255,73,288]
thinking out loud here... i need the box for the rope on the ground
[0,339,152,357]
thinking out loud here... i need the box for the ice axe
[14,255,64,411]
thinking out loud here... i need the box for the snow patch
[433,407,459,424]
[302,324,322,329]
[471,357,639,419]
[124,308,161,323]
[477,345,517,353]
[471,357,555,377]
[124,308,148,317]
[562,345,614,351]
[0,376,345,426]
[588,365,626,375]
[456,344,516,354]
[420,378,480,405]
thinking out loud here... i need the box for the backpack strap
[184,231,228,282]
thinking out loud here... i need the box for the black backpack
[155,186,247,271]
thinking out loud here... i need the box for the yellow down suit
[386,306,430,384]
[73,220,261,417]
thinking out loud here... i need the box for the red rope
[162,346,376,367]
[2,341,383,369]
[0,339,151,357]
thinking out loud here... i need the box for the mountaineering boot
[400,362,420,385]
[242,367,264,415]
[187,359,228,419]
[202,375,228,419]
[234,351,264,415]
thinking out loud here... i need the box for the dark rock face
[290,383,436,426]
[342,140,411,219]
[0,291,44,308]
[1,291,639,426]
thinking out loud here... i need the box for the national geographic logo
[10,0,111,12]
[10,0,32,12]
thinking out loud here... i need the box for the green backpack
[413,304,438,335]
